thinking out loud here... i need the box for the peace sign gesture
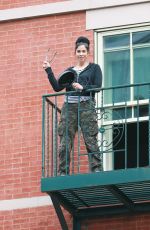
[43,48,57,69]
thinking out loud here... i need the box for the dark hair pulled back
[75,36,90,51]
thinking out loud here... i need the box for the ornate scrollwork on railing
[97,108,125,152]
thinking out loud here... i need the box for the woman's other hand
[72,82,83,91]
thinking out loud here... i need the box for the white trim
[0,196,52,211]
[0,0,150,22]
[86,2,150,30]
[95,23,150,36]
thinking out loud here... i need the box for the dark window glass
[104,34,129,49]
[133,30,150,45]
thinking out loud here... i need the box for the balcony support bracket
[73,217,81,230]
[106,185,135,212]
[49,193,69,230]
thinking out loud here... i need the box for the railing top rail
[42,82,150,98]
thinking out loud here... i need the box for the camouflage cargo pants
[58,100,102,174]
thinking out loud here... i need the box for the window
[96,27,150,170]
[103,30,150,105]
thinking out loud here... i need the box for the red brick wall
[0,7,93,229]
[1,1,150,229]
[1,208,150,230]
[0,11,92,201]
[0,0,68,10]
[81,213,150,230]
[0,206,72,230]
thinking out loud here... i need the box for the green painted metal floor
[41,167,150,218]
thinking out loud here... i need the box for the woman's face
[75,44,89,64]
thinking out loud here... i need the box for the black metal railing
[42,83,150,177]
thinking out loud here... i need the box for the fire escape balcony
[41,83,150,230]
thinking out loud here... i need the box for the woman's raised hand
[43,48,57,69]
[43,60,50,69]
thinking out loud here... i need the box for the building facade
[1,0,150,229]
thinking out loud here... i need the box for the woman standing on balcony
[43,36,102,175]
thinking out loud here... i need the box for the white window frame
[94,24,150,170]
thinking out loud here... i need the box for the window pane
[133,30,150,45]
[104,34,130,49]
[134,47,150,100]
[134,105,149,117]
[103,108,132,121]
[104,50,130,104]
[113,108,132,120]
